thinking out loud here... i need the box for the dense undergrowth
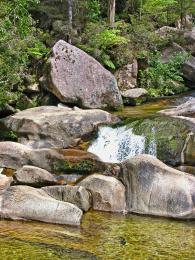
[0,0,195,109]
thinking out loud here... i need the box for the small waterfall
[88,126,157,163]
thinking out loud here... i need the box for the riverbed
[1,91,195,259]
[0,210,195,259]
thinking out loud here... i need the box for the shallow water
[0,211,195,259]
[115,91,195,120]
[2,91,195,259]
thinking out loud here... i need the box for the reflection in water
[0,211,195,259]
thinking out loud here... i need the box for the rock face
[121,88,148,106]
[78,174,126,212]
[182,57,195,84]
[129,116,191,166]
[115,60,138,91]
[0,186,83,225]
[13,166,58,187]
[161,43,186,63]
[120,155,195,219]
[43,40,123,110]
[0,106,116,149]
[155,26,178,38]
[159,100,195,165]
[42,185,91,211]
[0,142,105,175]
[184,28,195,55]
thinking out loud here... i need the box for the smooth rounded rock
[42,185,91,211]
[0,106,116,149]
[120,155,195,219]
[78,174,126,212]
[13,166,58,188]
[0,185,83,225]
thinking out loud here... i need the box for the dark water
[0,211,195,260]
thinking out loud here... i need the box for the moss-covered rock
[130,116,190,166]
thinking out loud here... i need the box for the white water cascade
[88,126,157,163]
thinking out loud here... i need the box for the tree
[0,0,42,108]
[67,0,73,43]
[108,0,116,27]
[176,0,195,29]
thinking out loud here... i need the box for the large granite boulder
[0,186,83,225]
[13,166,58,188]
[120,155,195,219]
[0,142,106,175]
[43,40,123,110]
[42,185,91,211]
[78,174,126,212]
[0,106,116,149]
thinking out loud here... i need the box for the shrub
[78,21,128,69]
[0,0,47,109]
[140,51,190,97]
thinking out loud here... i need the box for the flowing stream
[1,91,195,259]
[88,91,195,165]
[88,126,157,163]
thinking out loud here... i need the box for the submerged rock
[0,185,83,225]
[0,142,106,175]
[43,40,123,110]
[0,106,116,149]
[13,166,58,188]
[120,155,195,219]
[78,174,126,212]
[42,185,91,211]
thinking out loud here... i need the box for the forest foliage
[0,0,195,108]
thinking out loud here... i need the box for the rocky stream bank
[0,40,195,228]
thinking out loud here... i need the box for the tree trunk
[108,0,116,28]
[67,0,73,43]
